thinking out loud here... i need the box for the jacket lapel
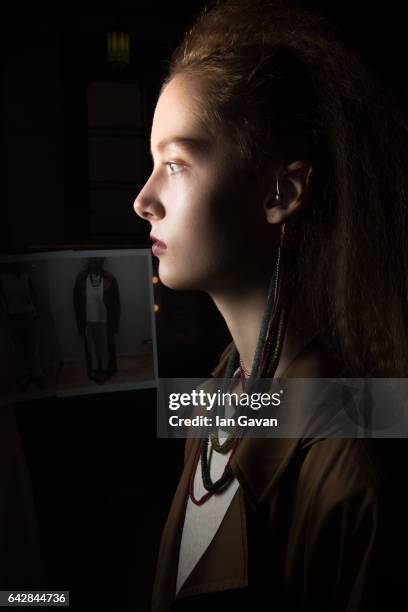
[231,436,301,512]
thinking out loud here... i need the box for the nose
[133,179,165,222]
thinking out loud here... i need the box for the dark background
[2,1,408,610]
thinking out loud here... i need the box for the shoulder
[297,438,380,510]
[300,438,380,496]
[75,271,88,284]
[103,271,119,290]
[210,335,347,380]
[283,335,348,378]
[103,270,115,281]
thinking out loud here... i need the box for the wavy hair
[162,0,408,376]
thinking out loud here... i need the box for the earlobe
[263,199,285,225]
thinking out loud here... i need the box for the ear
[263,160,314,225]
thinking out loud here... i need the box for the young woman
[133,1,408,610]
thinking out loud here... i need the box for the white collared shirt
[86,274,107,322]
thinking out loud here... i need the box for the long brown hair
[163,0,408,376]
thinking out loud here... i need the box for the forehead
[151,75,205,148]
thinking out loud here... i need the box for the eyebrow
[150,136,210,158]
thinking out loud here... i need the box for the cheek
[166,179,225,242]
[182,193,238,256]
[163,169,258,266]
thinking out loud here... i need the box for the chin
[157,263,206,292]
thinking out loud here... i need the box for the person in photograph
[134,1,408,610]
[73,257,120,384]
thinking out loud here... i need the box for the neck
[209,274,317,378]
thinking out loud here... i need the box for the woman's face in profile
[134,74,276,293]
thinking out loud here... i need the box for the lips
[150,234,167,257]
[150,234,167,249]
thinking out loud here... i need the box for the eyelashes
[165,161,185,176]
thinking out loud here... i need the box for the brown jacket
[152,337,407,611]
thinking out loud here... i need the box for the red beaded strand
[189,436,241,505]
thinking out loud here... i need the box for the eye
[165,161,184,175]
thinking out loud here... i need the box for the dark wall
[3,29,65,248]
[4,1,408,249]
[3,4,228,611]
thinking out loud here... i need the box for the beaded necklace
[90,272,102,288]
